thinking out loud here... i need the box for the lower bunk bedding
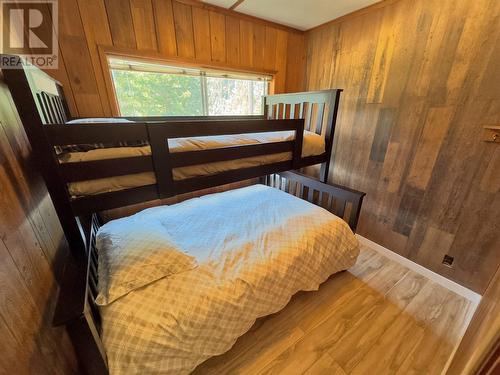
[95,183,359,374]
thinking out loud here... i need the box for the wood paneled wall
[49,0,306,118]
[0,76,77,373]
[447,264,500,374]
[304,0,500,293]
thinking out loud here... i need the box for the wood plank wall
[304,0,500,293]
[0,76,77,373]
[48,0,306,117]
[447,263,500,374]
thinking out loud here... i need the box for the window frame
[99,47,276,117]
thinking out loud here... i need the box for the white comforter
[98,184,359,374]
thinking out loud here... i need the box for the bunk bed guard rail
[45,118,306,215]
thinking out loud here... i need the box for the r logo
[0,0,58,68]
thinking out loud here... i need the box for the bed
[4,59,342,219]
[2,57,365,375]
[57,171,364,375]
[96,183,359,374]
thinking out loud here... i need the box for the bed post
[66,314,108,375]
[319,89,342,184]
[2,58,86,260]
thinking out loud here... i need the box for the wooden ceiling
[201,0,382,30]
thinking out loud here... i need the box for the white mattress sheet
[60,130,325,196]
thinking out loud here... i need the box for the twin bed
[3,57,365,374]
[98,183,359,374]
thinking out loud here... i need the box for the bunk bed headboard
[264,90,342,181]
[15,60,71,124]
[37,88,70,124]
[2,57,87,257]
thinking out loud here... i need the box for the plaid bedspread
[98,185,359,374]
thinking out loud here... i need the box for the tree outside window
[109,58,269,117]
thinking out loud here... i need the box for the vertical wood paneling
[54,0,304,118]
[479,148,500,193]
[173,1,195,58]
[285,32,306,92]
[252,23,266,70]
[153,0,178,56]
[305,0,500,293]
[192,7,211,61]
[274,29,288,93]
[406,106,454,190]
[225,16,240,65]
[239,20,254,67]
[369,108,396,162]
[209,11,226,63]
[446,264,500,374]
[58,0,103,117]
[263,26,277,71]
[365,5,397,103]
[76,0,113,116]
[0,79,77,374]
[105,0,137,49]
[130,0,158,51]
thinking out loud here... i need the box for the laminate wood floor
[193,244,477,375]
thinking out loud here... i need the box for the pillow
[95,220,197,305]
[55,118,149,154]
[67,118,133,124]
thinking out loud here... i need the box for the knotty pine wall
[0,75,77,373]
[49,0,307,118]
[304,0,500,293]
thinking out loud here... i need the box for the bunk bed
[5,60,342,215]
[2,57,366,374]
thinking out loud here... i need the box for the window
[108,57,271,117]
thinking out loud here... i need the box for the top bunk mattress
[59,130,325,197]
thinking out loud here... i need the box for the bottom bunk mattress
[96,184,359,374]
[59,130,325,197]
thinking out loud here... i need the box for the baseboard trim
[356,235,482,305]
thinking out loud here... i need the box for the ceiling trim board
[229,0,245,11]
[306,0,400,32]
[176,0,304,34]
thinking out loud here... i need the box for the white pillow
[66,118,133,124]
[95,219,197,305]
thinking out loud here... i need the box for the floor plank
[193,244,475,375]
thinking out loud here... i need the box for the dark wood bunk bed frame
[3,58,365,374]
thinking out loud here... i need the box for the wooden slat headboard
[19,62,71,124]
[36,91,69,124]
[264,89,342,182]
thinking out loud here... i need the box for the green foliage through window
[111,64,268,117]
[112,70,203,116]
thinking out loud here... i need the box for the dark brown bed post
[2,57,86,260]
[52,213,109,375]
[319,89,342,184]
[66,315,108,375]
